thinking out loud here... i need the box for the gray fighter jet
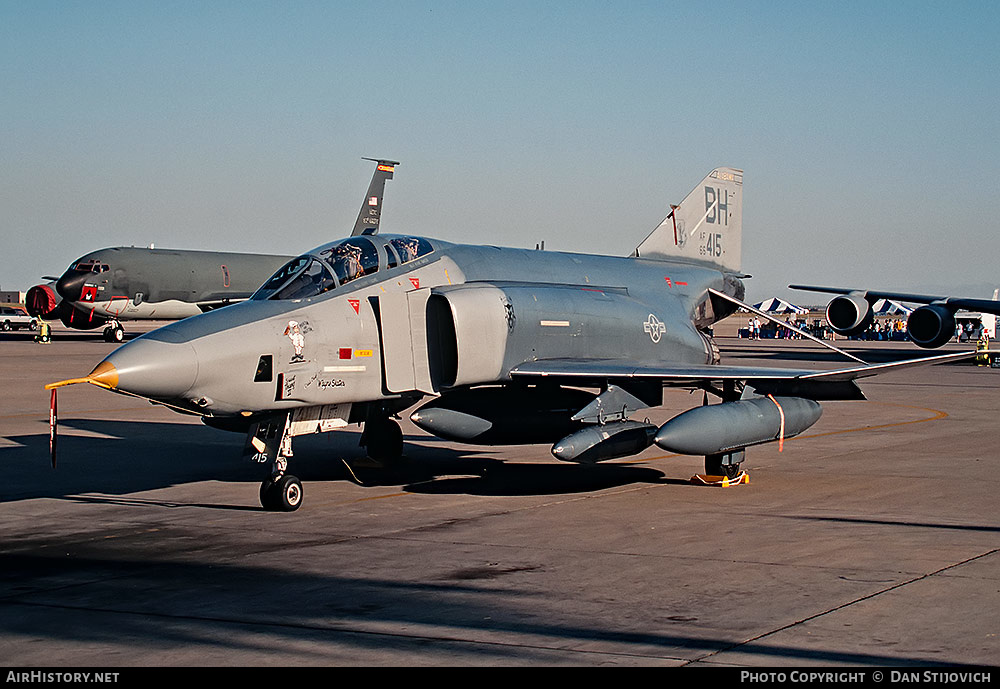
[26,159,397,341]
[48,167,972,510]
[789,284,1000,348]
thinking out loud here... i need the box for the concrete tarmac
[1,324,998,667]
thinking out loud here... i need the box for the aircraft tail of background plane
[633,167,742,273]
[352,158,399,236]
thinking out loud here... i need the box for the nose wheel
[259,453,303,512]
[260,474,303,511]
[245,413,305,511]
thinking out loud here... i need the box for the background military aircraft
[48,166,972,511]
[789,284,1000,348]
[26,158,397,342]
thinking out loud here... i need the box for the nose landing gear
[260,473,303,511]
[245,414,303,512]
[242,406,405,511]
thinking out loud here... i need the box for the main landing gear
[362,416,403,463]
[103,321,125,343]
[696,382,749,484]
[705,449,745,480]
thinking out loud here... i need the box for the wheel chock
[690,471,749,487]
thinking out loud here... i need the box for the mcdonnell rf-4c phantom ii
[47,167,973,510]
[26,159,398,342]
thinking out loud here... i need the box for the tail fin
[352,158,399,236]
[633,167,743,272]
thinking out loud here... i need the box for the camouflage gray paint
[112,232,741,419]
[50,167,975,510]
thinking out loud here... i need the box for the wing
[789,284,1000,314]
[510,351,976,401]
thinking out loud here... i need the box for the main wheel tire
[1,322,10,331]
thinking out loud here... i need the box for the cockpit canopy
[252,235,434,301]
[71,260,110,274]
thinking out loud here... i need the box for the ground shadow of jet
[3,419,261,504]
[0,331,45,343]
[3,419,671,506]
[265,430,672,496]
[401,462,669,497]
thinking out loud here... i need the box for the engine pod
[906,304,956,349]
[826,293,873,336]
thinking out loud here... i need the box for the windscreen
[273,258,337,300]
[251,256,310,300]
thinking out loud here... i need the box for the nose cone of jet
[97,337,199,399]
[55,270,89,302]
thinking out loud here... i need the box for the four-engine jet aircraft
[26,159,398,342]
[47,167,973,511]
[789,284,1000,348]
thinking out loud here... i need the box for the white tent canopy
[753,297,809,314]
[873,299,913,315]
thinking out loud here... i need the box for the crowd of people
[850,318,907,341]
[742,316,812,339]
[740,314,991,343]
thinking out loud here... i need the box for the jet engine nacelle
[654,396,822,456]
[25,284,61,319]
[825,293,873,336]
[25,285,109,330]
[425,286,511,388]
[427,282,714,390]
[906,304,956,349]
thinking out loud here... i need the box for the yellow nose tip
[87,361,119,389]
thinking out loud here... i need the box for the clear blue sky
[3,1,999,302]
